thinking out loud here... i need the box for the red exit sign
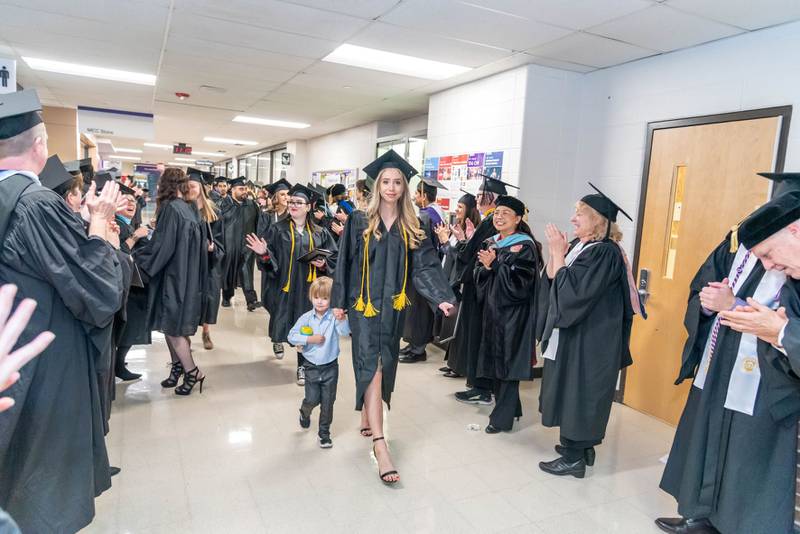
[173,143,192,155]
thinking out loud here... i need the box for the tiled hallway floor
[82,294,678,534]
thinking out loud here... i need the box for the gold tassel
[392,224,411,311]
[281,220,295,293]
[729,224,739,253]
[363,300,379,317]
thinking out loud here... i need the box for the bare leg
[165,335,203,378]
[360,410,372,436]
[365,369,398,482]
[202,323,210,335]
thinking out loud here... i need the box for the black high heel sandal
[360,427,372,437]
[175,366,205,396]
[160,361,184,388]
[372,437,398,485]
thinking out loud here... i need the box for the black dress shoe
[438,366,450,373]
[555,444,595,466]
[115,367,142,381]
[399,344,413,355]
[655,517,719,534]
[539,457,586,478]
[221,299,231,307]
[443,369,462,378]
[399,351,427,363]
[247,301,261,312]
[109,466,121,477]
[485,424,503,434]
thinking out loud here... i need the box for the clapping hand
[699,278,735,312]
[85,180,121,221]
[465,218,476,240]
[335,211,348,223]
[450,223,466,241]
[434,222,451,244]
[477,247,496,269]
[544,223,569,258]
[719,298,789,345]
[331,221,344,236]
[0,285,55,412]
[245,233,268,255]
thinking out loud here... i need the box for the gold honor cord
[282,221,316,293]
[392,225,411,311]
[353,225,412,317]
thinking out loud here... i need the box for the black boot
[116,366,142,381]
[160,361,184,388]
[538,457,586,478]
[654,518,719,534]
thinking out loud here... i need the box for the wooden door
[624,116,781,425]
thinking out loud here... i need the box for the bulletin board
[423,150,504,212]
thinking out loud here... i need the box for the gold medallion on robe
[742,357,758,372]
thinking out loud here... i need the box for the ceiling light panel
[233,116,310,128]
[22,57,157,86]
[322,44,471,80]
[143,143,172,149]
[203,136,259,146]
[115,148,143,154]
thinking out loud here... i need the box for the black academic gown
[201,216,226,325]
[0,177,125,534]
[661,260,800,534]
[332,211,455,409]
[240,199,260,298]
[116,233,152,348]
[538,239,634,443]
[260,218,337,343]
[257,209,289,315]
[447,214,496,380]
[474,237,540,382]
[219,196,245,297]
[135,199,210,337]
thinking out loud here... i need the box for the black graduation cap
[93,172,114,194]
[0,90,43,140]
[496,195,526,216]
[458,189,477,210]
[228,176,247,188]
[363,149,418,181]
[297,248,333,264]
[758,172,800,196]
[214,176,228,185]
[581,182,632,223]
[288,183,316,203]
[478,174,518,195]
[737,190,800,249]
[187,167,214,186]
[419,175,447,199]
[79,158,95,184]
[327,183,347,198]
[106,167,120,178]
[265,178,291,195]
[64,159,82,174]
[40,155,76,196]
[116,180,136,196]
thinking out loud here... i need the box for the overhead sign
[173,143,192,155]
[195,159,213,166]
[0,57,17,94]
[78,106,154,140]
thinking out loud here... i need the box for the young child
[287,276,350,448]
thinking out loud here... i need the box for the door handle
[638,268,651,305]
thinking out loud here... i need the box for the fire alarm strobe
[175,92,190,100]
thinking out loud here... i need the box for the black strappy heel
[160,361,184,388]
[175,367,205,396]
[372,437,399,485]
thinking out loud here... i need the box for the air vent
[199,85,226,94]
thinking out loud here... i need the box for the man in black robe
[219,176,260,310]
[0,90,126,534]
[453,175,518,405]
[210,176,228,202]
[658,184,800,534]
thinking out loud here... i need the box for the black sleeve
[332,212,360,310]
[411,227,456,307]
[134,202,180,278]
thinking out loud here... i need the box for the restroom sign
[0,58,16,94]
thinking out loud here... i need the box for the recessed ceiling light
[22,56,157,86]
[232,116,310,129]
[322,44,471,80]
[115,148,143,154]
[108,155,141,161]
[143,143,172,149]
[203,136,258,146]
[191,150,227,157]
[174,157,195,162]
[166,161,189,167]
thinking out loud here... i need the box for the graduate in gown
[257,178,290,351]
[452,175,517,405]
[219,176,260,310]
[247,183,337,385]
[435,191,481,378]
[331,149,455,484]
[134,168,211,395]
[326,183,352,243]
[400,175,448,363]
[657,184,800,534]
[538,184,638,478]
[474,195,542,432]
[0,89,126,534]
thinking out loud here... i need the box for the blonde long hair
[197,184,219,223]
[577,200,622,242]
[363,168,424,249]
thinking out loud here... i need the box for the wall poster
[423,150,505,212]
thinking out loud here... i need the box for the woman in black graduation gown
[538,184,638,478]
[246,183,337,385]
[331,150,455,484]
[474,196,541,433]
[134,168,212,395]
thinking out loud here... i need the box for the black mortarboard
[496,195,526,216]
[79,158,94,184]
[737,190,800,249]
[214,176,228,184]
[93,172,114,194]
[327,183,346,198]
[246,180,255,188]
[106,167,120,178]
[288,183,315,203]
[478,174,518,195]
[458,189,476,210]
[297,248,334,264]
[40,155,76,196]
[228,176,247,188]
[116,180,136,196]
[758,172,800,196]
[187,167,214,186]
[64,159,81,174]
[266,178,291,195]
[363,149,418,181]
[419,175,447,199]
[581,182,632,223]
[0,90,43,140]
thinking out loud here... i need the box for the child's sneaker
[299,410,310,429]
[319,437,333,448]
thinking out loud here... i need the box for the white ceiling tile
[587,5,743,52]
[266,83,385,107]
[163,36,317,72]
[528,32,659,68]
[289,72,416,99]
[172,0,370,41]
[301,62,434,90]
[349,22,514,68]
[169,12,339,59]
[245,100,353,122]
[380,0,571,51]
[275,0,400,19]
[665,0,800,31]
[462,0,654,30]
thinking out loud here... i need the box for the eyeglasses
[287,200,308,207]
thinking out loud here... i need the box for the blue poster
[483,151,503,179]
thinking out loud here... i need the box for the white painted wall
[305,122,379,177]
[284,139,308,183]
